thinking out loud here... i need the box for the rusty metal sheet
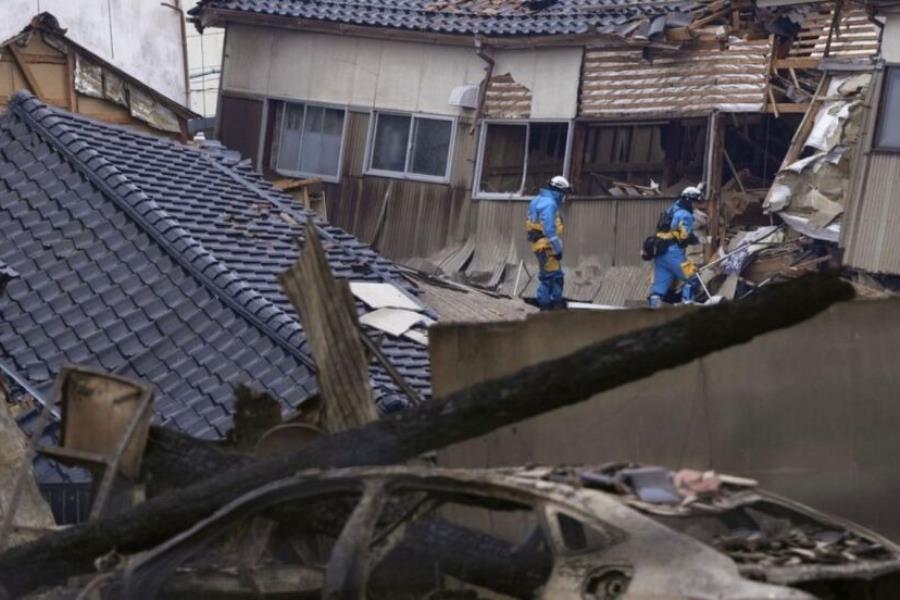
[580,39,772,117]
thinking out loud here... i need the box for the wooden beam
[782,75,828,166]
[773,57,821,70]
[16,53,67,65]
[8,45,45,101]
[767,103,812,114]
[64,49,76,111]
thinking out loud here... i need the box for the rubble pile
[718,522,890,568]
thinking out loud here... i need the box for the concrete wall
[0,0,187,104]
[433,299,900,542]
[222,24,582,118]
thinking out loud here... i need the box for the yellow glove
[681,260,697,279]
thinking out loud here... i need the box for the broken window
[367,112,454,181]
[366,488,554,597]
[571,120,707,197]
[477,121,569,197]
[875,67,900,151]
[271,101,346,180]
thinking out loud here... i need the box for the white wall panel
[0,0,187,103]
[492,47,582,118]
[224,25,489,115]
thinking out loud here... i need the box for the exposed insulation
[483,73,532,119]
[789,7,880,60]
[580,38,772,116]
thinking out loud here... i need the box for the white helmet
[549,175,572,192]
[681,186,703,201]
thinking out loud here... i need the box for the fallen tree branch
[0,274,853,596]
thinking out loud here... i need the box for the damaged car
[80,465,900,599]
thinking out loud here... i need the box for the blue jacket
[657,199,694,250]
[527,188,564,256]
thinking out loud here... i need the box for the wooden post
[705,112,725,256]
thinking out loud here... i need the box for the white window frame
[473,119,574,201]
[271,100,349,184]
[364,110,457,184]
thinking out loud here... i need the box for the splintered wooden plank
[279,223,377,433]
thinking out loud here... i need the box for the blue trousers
[651,246,694,302]
[536,250,564,310]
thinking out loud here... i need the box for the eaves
[197,7,624,50]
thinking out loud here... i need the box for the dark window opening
[367,489,554,598]
[478,122,568,196]
[555,512,616,553]
[570,120,707,197]
[875,67,900,151]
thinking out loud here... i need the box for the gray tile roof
[0,259,16,282]
[192,0,698,37]
[0,92,430,444]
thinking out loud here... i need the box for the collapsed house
[0,13,198,140]
[0,91,434,520]
[191,0,882,304]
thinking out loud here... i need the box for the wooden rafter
[7,44,45,101]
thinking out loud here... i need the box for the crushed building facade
[192,0,884,304]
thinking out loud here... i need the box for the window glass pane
[523,123,568,196]
[299,106,344,177]
[371,113,411,172]
[479,123,527,194]
[876,68,900,150]
[276,103,304,172]
[269,101,284,171]
[409,118,452,177]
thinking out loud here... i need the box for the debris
[36,367,154,520]
[349,282,424,312]
[359,308,434,338]
[226,384,283,453]
[0,275,854,596]
[280,224,378,433]
[0,390,54,550]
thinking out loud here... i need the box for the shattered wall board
[580,39,772,116]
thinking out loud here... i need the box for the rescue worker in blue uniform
[526,176,571,311]
[648,186,703,309]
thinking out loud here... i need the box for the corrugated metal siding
[467,199,668,301]
[843,153,900,275]
[789,7,880,59]
[580,39,771,116]
[613,198,670,266]
[483,73,532,119]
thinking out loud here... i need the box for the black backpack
[656,206,675,233]
[641,207,676,261]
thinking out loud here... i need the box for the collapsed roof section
[0,92,432,440]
